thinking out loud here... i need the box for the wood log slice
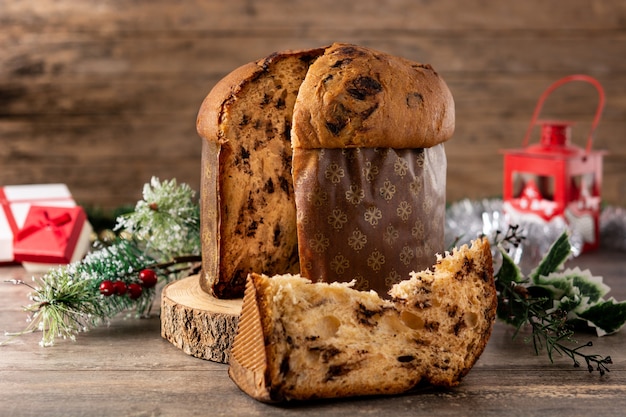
[160,274,242,364]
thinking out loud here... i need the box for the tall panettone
[196,43,454,299]
[291,43,454,294]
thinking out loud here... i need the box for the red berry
[127,283,143,300]
[139,269,158,288]
[99,280,115,296]
[113,280,127,296]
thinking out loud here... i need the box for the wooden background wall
[2,0,625,211]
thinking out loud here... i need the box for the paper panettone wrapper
[293,144,446,295]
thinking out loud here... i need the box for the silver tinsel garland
[445,199,626,274]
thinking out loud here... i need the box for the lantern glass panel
[512,171,555,201]
[570,173,597,207]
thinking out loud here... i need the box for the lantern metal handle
[522,74,605,153]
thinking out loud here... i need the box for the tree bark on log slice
[161,274,242,364]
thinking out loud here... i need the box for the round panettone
[196,43,454,299]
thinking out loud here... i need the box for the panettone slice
[228,237,497,402]
[196,46,326,298]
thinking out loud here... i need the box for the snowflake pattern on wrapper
[294,146,446,296]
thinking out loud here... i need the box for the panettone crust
[229,238,496,402]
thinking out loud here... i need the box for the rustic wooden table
[1,250,625,417]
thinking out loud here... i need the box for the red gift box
[13,206,92,272]
[1,184,76,263]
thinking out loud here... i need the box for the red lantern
[501,75,606,252]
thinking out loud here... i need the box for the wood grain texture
[161,275,241,363]
[1,0,625,209]
[1,249,625,416]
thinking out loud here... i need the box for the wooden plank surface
[1,0,625,210]
[2,0,626,32]
[1,249,625,417]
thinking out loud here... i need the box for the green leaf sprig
[115,177,201,259]
[2,177,201,347]
[494,228,626,375]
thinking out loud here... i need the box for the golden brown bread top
[197,43,454,149]
[196,61,257,145]
[196,47,326,145]
[291,43,455,149]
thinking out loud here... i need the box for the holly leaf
[496,249,524,286]
[557,294,583,313]
[570,267,610,306]
[577,299,626,336]
[530,232,572,283]
[533,267,609,311]
[532,273,574,301]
